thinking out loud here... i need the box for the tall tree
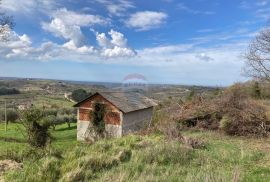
[245,28,270,81]
[0,0,15,41]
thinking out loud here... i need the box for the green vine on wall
[92,103,106,134]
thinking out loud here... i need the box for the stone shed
[74,92,157,141]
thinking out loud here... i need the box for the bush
[178,83,270,137]
[218,84,270,136]
[71,89,91,102]
[0,87,20,95]
[21,108,51,148]
[43,109,58,117]
[0,109,19,122]
[58,108,76,115]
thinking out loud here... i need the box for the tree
[245,28,270,80]
[71,89,91,102]
[21,108,51,148]
[0,0,15,41]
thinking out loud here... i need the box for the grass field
[1,123,270,182]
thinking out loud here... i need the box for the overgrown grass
[0,123,270,181]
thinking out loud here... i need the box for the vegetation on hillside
[0,123,270,182]
[1,78,270,181]
[71,89,91,102]
[0,87,20,95]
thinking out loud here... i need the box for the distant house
[74,92,157,141]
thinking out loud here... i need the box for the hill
[0,123,269,181]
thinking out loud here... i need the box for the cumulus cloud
[62,40,96,54]
[95,29,136,58]
[126,11,168,31]
[101,47,136,58]
[0,31,32,58]
[42,8,108,49]
[108,30,128,47]
[0,28,135,60]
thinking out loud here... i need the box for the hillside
[0,123,270,181]
[1,78,270,181]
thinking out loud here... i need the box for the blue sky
[0,0,269,86]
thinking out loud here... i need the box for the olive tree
[21,108,51,148]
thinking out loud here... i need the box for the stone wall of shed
[77,94,123,141]
[77,95,123,141]
[122,107,153,135]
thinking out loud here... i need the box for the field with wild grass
[1,123,270,182]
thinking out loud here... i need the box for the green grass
[0,123,270,181]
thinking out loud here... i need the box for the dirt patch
[0,160,22,176]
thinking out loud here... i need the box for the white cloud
[96,32,111,48]
[108,30,127,47]
[62,40,96,54]
[126,11,168,31]
[94,29,136,58]
[42,8,108,47]
[1,0,58,15]
[0,31,32,58]
[52,8,108,26]
[42,18,84,47]
[101,46,136,58]
[95,0,135,16]
[0,28,136,60]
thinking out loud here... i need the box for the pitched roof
[74,91,157,113]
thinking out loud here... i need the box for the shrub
[43,109,57,117]
[21,108,51,148]
[71,89,91,102]
[178,83,270,137]
[0,109,19,122]
[7,109,19,122]
[218,84,270,136]
[0,87,20,95]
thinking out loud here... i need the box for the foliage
[20,108,51,148]
[71,89,91,102]
[178,83,270,136]
[0,87,20,95]
[1,123,270,181]
[92,103,106,134]
[216,84,270,136]
[56,114,76,128]
[0,109,19,122]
